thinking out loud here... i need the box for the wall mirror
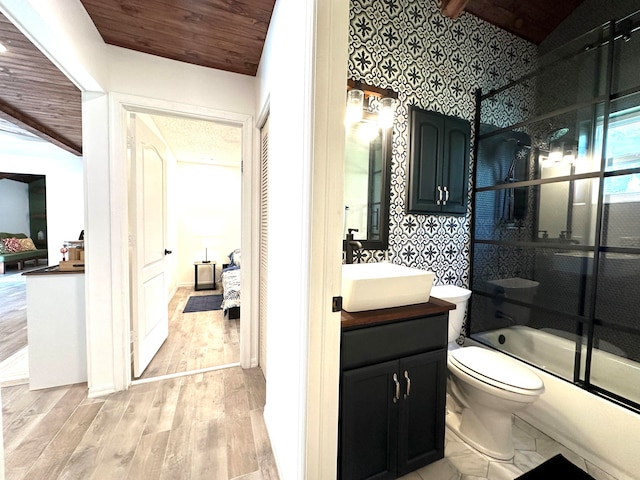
[344,80,396,251]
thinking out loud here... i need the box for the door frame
[108,93,256,388]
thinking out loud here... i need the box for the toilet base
[445,406,515,461]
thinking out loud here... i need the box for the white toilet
[431,285,545,460]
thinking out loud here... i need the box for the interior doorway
[0,138,83,389]
[127,110,244,382]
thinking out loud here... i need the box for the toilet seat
[449,346,544,396]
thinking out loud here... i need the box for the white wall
[257,2,314,477]
[257,0,349,478]
[0,179,29,235]
[0,139,84,265]
[175,161,241,286]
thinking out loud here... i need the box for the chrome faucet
[345,228,362,264]
[495,310,515,325]
[559,230,580,244]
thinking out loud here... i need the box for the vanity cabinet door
[396,349,447,476]
[340,359,399,480]
[339,349,447,480]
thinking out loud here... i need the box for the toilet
[431,285,545,460]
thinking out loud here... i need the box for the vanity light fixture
[346,87,364,124]
[378,96,396,129]
[346,79,398,128]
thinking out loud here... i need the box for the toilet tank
[430,285,471,343]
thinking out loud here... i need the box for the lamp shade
[378,97,396,129]
[346,88,364,124]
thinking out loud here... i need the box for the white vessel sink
[342,262,435,312]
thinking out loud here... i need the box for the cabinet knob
[404,370,411,399]
[392,373,400,403]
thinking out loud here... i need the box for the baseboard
[263,404,285,479]
[87,383,117,398]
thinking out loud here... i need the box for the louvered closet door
[259,116,269,377]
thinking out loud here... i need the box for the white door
[130,113,169,378]
[259,116,269,377]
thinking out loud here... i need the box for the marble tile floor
[400,416,618,480]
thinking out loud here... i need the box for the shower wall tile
[347,0,536,289]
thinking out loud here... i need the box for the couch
[0,232,48,274]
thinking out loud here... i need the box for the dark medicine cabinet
[406,107,471,215]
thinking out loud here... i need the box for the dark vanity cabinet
[339,301,453,480]
[407,108,470,215]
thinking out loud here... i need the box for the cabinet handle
[404,370,411,399]
[443,186,449,205]
[393,373,400,403]
[437,185,443,205]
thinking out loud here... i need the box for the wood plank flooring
[2,277,277,479]
[2,367,278,480]
[138,287,239,380]
[0,270,29,363]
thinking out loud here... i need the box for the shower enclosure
[470,11,640,412]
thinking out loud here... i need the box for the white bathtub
[474,325,640,403]
[467,326,640,480]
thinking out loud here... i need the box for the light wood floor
[138,287,239,380]
[0,268,29,363]
[2,367,278,480]
[2,278,278,479]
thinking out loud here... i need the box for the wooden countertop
[22,265,85,276]
[341,297,455,329]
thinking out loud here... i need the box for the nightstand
[194,262,216,291]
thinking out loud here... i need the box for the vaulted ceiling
[0,0,586,157]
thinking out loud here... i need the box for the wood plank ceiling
[0,0,587,156]
[464,0,586,45]
[79,0,277,76]
[0,14,82,156]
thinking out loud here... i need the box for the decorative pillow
[2,237,22,253]
[18,237,37,251]
[230,248,241,267]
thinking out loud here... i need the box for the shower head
[547,127,569,143]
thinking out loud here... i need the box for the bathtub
[473,325,640,403]
[467,325,640,480]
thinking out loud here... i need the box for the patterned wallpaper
[347,0,537,288]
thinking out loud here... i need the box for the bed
[221,248,241,319]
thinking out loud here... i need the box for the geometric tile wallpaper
[347,0,537,288]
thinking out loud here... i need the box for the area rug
[183,294,223,313]
[516,454,595,480]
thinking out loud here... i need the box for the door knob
[164,249,172,255]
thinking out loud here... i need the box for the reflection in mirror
[476,125,532,229]
[343,81,396,251]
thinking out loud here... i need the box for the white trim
[131,362,240,386]
[87,383,118,399]
[108,92,255,389]
[256,94,271,130]
[303,0,349,477]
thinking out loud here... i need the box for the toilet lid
[449,346,544,393]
